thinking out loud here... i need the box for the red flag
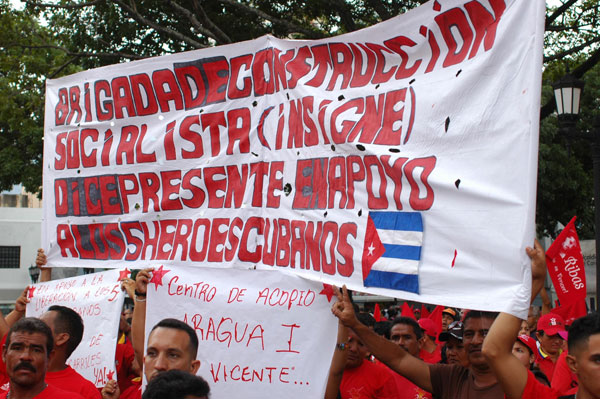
[401,302,416,320]
[374,303,382,322]
[551,300,587,326]
[427,305,444,338]
[546,217,587,306]
[362,215,386,281]
[420,304,430,319]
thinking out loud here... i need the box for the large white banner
[26,270,125,387]
[144,266,337,398]
[42,0,545,317]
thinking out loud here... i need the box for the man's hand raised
[331,285,359,329]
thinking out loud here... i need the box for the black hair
[47,305,84,357]
[374,321,392,339]
[357,312,376,328]
[392,316,423,340]
[462,310,498,326]
[5,317,54,356]
[151,318,199,359]
[567,312,600,354]
[141,369,210,399]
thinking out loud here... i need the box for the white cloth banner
[42,0,545,317]
[26,270,125,387]
[145,266,337,398]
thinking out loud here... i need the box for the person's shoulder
[120,381,142,399]
[522,370,560,399]
[40,384,86,399]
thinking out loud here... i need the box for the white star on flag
[367,242,375,256]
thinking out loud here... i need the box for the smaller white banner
[145,266,338,398]
[26,269,125,387]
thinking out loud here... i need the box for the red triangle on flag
[362,215,386,281]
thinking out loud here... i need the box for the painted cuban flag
[362,212,423,294]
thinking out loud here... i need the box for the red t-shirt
[46,366,101,399]
[419,345,442,364]
[389,370,432,399]
[550,351,577,396]
[120,378,142,399]
[115,339,136,392]
[521,369,562,399]
[535,348,559,382]
[0,384,84,399]
[340,359,400,399]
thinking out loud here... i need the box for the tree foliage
[1,0,600,237]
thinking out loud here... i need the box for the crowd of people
[0,242,598,399]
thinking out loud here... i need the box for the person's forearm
[5,309,24,327]
[324,323,348,399]
[131,298,146,366]
[352,322,407,365]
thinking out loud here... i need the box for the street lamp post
[28,264,40,284]
[553,73,600,309]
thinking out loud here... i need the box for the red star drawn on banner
[27,286,36,299]
[149,266,171,290]
[118,268,131,281]
[319,284,336,303]
[107,370,115,380]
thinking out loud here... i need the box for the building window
[0,246,20,269]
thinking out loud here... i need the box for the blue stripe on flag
[370,212,423,232]
[363,270,419,294]
[382,244,421,261]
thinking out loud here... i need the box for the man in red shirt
[102,269,202,399]
[481,238,600,399]
[535,312,567,381]
[0,318,83,399]
[38,305,101,399]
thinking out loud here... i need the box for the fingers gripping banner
[42,0,545,317]
[144,266,338,398]
[26,270,126,387]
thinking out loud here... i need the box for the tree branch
[541,46,600,120]
[331,0,357,32]
[544,36,600,63]
[545,0,579,30]
[25,0,102,9]
[366,0,391,21]
[218,0,323,39]
[191,0,231,44]
[5,43,146,60]
[49,56,80,78]
[165,0,227,44]
[110,0,207,49]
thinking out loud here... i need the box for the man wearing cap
[417,318,441,364]
[442,308,457,332]
[439,321,468,367]
[535,312,567,381]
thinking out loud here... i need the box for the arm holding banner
[4,287,29,328]
[324,320,349,399]
[540,287,552,315]
[482,240,547,398]
[132,268,152,366]
[332,286,433,392]
[35,248,52,282]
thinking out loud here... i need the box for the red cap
[537,313,567,337]
[516,334,537,355]
[418,317,440,339]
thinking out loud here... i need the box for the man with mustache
[331,241,546,399]
[0,317,83,399]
